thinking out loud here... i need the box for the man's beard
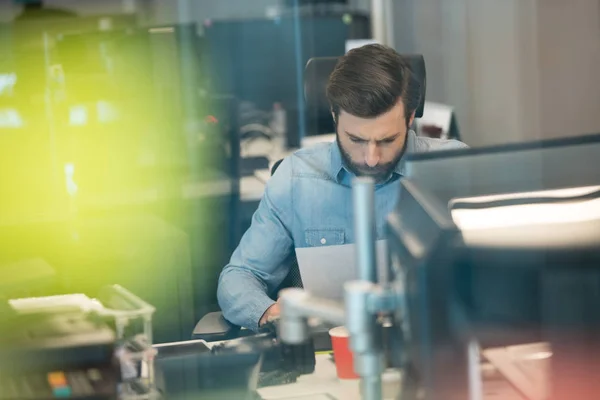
[336,132,407,183]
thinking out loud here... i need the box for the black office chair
[192,53,427,341]
[192,160,300,341]
[304,54,426,136]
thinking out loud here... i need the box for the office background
[2,0,598,147]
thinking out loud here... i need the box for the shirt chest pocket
[304,228,345,247]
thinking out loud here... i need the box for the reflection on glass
[451,185,600,230]
[68,105,87,126]
[0,73,17,94]
[0,9,235,345]
[0,108,23,128]
[64,162,78,197]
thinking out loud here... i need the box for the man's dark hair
[327,44,421,125]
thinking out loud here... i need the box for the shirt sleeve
[217,157,295,331]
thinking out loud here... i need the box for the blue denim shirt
[218,131,467,330]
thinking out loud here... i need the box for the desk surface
[204,341,360,399]
[257,354,525,400]
[257,354,362,400]
[197,339,527,400]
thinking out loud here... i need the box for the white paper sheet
[483,342,551,400]
[295,240,389,301]
[418,101,455,138]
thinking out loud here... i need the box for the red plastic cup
[329,326,359,380]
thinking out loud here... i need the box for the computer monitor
[387,133,600,399]
[403,133,600,200]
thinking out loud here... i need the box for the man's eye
[350,137,365,143]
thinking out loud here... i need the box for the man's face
[335,100,414,183]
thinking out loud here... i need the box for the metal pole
[292,0,306,142]
[383,0,395,49]
[467,339,483,400]
[345,281,384,400]
[363,376,383,400]
[370,0,387,44]
[353,177,377,283]
[279,288,346,345]
[176,0,191,24]
[370,0,394,46]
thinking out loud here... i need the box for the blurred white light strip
[0,108,23,128]
[451,185,600,230]
[0,73,17,95]
[64,163,78,197]
[97,100,118,123]
[149,27,175,34]
[523,351,553,361]
[69,105,88,126]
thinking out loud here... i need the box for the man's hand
[259,299,281,326]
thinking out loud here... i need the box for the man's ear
[331,109,336,124]
[408,111,416,128]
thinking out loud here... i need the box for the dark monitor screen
[388,135,600,397]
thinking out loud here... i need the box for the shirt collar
[330,130,418,184]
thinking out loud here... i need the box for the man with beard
[218,44,467,330]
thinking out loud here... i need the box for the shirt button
[320,238,327,245]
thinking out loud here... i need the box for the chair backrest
[270,159,284,177]
[303,54,427,135]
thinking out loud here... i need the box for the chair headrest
[304,54,427,120]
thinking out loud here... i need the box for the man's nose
[365,142,380,167]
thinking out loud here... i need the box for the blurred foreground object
[0,285,311,399]
[279,133,600,400]
[389,133,600,400]
[0,285,158,399]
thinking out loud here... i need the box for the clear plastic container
[96,285,155,343]
[95,285,158,399]
[9,285,159,399]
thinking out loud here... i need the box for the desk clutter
[0,286,158,399]
[0,288,542,400]
[154,320,317,398]
[0,311,118,399]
